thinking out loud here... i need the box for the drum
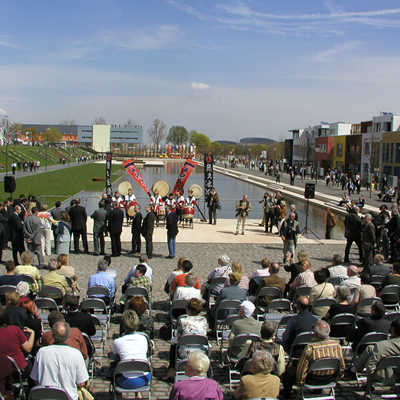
[189,184,203,199]
[183,206,195,219]
[157,204,166,216]
[118,181,133,196]
[127,206,136,217]
[152,180,170,197]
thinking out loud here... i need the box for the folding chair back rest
[87,285,110,298]
[80,298,107,313]
[170,300,188,321]
[305,358,341,385]
[20,275,35,285]
[35,297,59,311]
[330,313,355,340]
[257,286,282,299]
[355,331,389,356]
[28,386,69,400]
[124,286,149,299]
[290,331,313,358]
[39,285,63,300]
[267,299,291,312]
[313,298,337,308]
[81,332,96,358]
[178,334,209,347]
[215,300,241,322]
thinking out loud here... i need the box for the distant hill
[240,137,276,145]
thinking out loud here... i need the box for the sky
[1,0,400,142]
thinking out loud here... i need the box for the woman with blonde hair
[56,254,79,294]
[225,262,249,290]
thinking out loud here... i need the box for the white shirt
[186,196,196,206]
[173,286,202,301]
[176,196,185,207]
[328,265,348,278]
[30,345,88,400]
[341,275,361,289]
[249,269,270,279]
[125,193,136,202]
[112,333,148,361]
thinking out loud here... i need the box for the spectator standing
[141,205,155,259]
[107,201,124,257]
[361,214,376,268]
[55,211,71,255]
[130,204,142,254]
[280,212,300,263]
[166,205,179,259]
[8,204,25,266]
[90,200,107,256]
[68,199,88,254]
[23,207,44,265]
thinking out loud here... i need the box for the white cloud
[312,41,362,62]
[191,82,210,90]
[0,35,19,49]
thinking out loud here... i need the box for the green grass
[0,145,94,172]
[0,163,122,206]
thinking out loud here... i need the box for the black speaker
[4,176,16,193]
[304,183,315,199]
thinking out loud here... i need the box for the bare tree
[147,118,167,147]
[93,116,107,124]
[125,118,137,128]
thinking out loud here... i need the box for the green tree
[167,126,189,146]
[190,130,211,152]
[210,141,222,155]
[26,126,41,144]
[42,127,62,143]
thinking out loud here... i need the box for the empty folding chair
[214,299,241,344]
[255,287,282,320]
[370,275,386,291]
[28,386,69,400]
[87,285,114,313]
[80,297,109,329]
[111,359,152,400]
[380,285,400,311]
[226,333,261,389]
[34,297,59,326]
[266,299,291,314]
[299,358,341,400]
[329,313,355,344]
[248,277,265,296]
[289,331,313,361]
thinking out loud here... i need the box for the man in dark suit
[141,205,155,259]
[344,206,363,263]
[361,213,376,268]
[130,205,142,254]
[91,200,107,256]
[107,202,124,257]
[166,205,179,259]
[8,205,25,265]
[64,295,96,336]
[68,199,88,254]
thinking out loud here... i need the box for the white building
[329,122,352,136]
[372,112,400,133]
[361,132,382,184]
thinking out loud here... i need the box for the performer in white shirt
[124,188,137,222]
[112,191,125,208]
[176,191,185,222]
[186,189,197,207]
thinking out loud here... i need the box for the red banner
[122,159,151,198]
[172,159,198,194]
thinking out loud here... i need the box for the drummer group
[111,188,197,222]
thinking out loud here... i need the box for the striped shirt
[296,338,345,385]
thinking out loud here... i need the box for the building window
[394,166,400,178]
[383,165,392,176]
[336,144,343,157]
[396,143,400,163]
[364,142,370,155]
[390,143,394,163]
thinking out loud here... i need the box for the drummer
[112,191,125,209]
[176,190,185,222]
[166,193,177,209]
[186,189,197,207]
[124,188,137,223]
[150,189,162,212]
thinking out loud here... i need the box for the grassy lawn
[0,163,122,206]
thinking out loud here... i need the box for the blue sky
[1,0,400,142]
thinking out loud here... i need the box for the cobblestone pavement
[1,240,365,399]
[222,162,389,210]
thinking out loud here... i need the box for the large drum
[183,206,195,219]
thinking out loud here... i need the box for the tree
[148,119,167,148]
[190,130,211,153]
[42,127,62,143]
[124,119,137,128]
[93,116,107,124]
[26,127,41,145]
[210,141,222,155]
[167,126,189,146]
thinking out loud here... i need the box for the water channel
[85,161,344,240]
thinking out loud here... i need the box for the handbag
[78,387,95,400]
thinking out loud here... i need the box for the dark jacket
[365,263,392,277]
[345,210,362,240]
[166,211,179,237]
[141,211,155,238]
[91,208,107,233]
[350,316,391,349]
[8,212,24,242]
[68,205,87,232]
[131,212,143,234]
[107,208,124,235]
[387,214,400,240]
[65,311,97,336]
[361,221,376,246]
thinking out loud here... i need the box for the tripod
[301,198,319,239]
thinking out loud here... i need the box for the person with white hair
[169,352,223,400]
[88,260,115,298]
[296,320,345,389]
[206,255,232,296]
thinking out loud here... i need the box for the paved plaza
[0,220,365,399]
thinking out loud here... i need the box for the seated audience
[42,258,71,297]
[56,254,79,294]
[173,274,202,301]
[354,318,400,385]
[249,257,271,279]
[170,260,201,293]
[169,352,223,400]
[41,311,87,360]
[353,272,377,315]
[350,300,391,349]
[284,250,308,293]
[260,262,286,300]
[225,262,249,290]
[4,291,27,329]
[88,259,116,299]
[383,262,400,287]
[328,254,348,283]
[365,254,392,277]
[0,261,25,286]
[121,296,153,338]
[327,286,356,320]
[282,296,318,353]
[31,320,89,400]
[164,257,187,294]
[20,297,42,351]
[0,306,35,377]
[341,265,361,289]
[124,255,153,284]
[296,320,345,387]
[215,272,246,308]
[229,301,262,359]
[126,264,152,302]
[310,269,336,317]
[64,295,96,337]
[236,351,280,400]
[206,255,232,296]
[290,260,317,291]
[15,251,41,292]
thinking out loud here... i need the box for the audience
[353,272,377,315]
[225,262,249,290]
[88,260,116,299]
[327,286,356,320]
[122,296,153,338]
[56,254,79,294]
[310,269,336,317]
[366,254,392,277]
[42,258,71,297]
[215,272,247,308]
[4,291,27,329]
[173,273,202,301]
[383,262,400,287]
[261,261,286,298]
[328,254,348,281]
[124,255,153,284]
[0,261,25,286]
[290,260,317,291]
[64,295,96,337]
[15,251,41,292]
[249,257,271,279]
[206,255,232,296]
[165,257,187,294]
[170,260,201,293]
[341,265,361,289]
[126,264,152,302]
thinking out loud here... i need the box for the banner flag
[122,159,151,198]
[172,159,198,194]
[204,153,214,199]
[105,152,113,197]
